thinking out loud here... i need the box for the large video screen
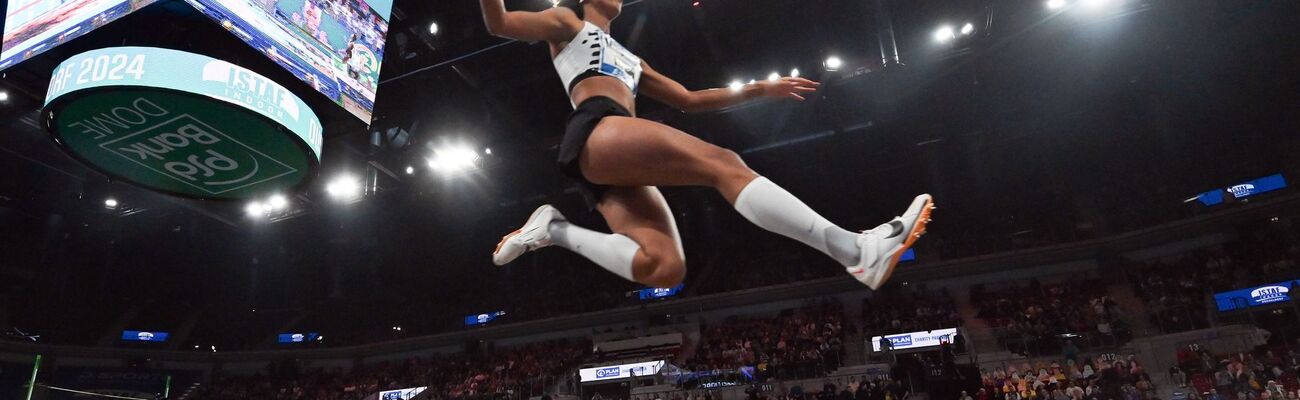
[2,0,157,70]
[183,0,390,122]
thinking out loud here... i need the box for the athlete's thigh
[596,185,684,262]
[578,116,749,188]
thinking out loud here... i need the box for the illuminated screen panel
[184,0,389,122]
[1,0,157,70]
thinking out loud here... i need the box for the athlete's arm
[640,62,820,114]
[479,1,581,43]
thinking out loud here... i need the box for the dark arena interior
[1,0,1300,399]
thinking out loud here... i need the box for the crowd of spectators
[972,279,1130,356]
[979,353,1156,400]
[682,301,848,383]
[861,286,962,338]
[192,339,590,400]
[1172,341,1300,400]
[1129,221,1300,334]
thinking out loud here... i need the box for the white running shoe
[493,204,566,266]
[846,194,935,290]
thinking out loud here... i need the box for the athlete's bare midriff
[570,77,636,115]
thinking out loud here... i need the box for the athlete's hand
[758,77,820,101]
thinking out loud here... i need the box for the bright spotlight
[961,23,975,35]
[0,91,9,102]
[728,80,743,91]
[1047,0,1066,9]
[790,68,800,78]
[326,174,361,200]
[428,22,439,35]
[405,166,415,175]
[428,146,480,174]
[767,72,781,82]
[268,194,288,210]
[484,148,492,155]
[104,198,119,208]
[246,202,265,217]
[823,56,843,71]
[933,25,956,43]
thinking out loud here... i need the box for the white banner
[871,328,958,352]
[579,360,666,382]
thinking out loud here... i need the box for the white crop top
[553,21,643,102]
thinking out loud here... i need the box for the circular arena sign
[43,47,323,200]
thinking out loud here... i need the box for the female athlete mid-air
[483,0,934,290]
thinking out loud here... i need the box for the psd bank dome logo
[477,314,490,323]
[137,331,155,341]
[291,333,305,342]
[1251,285,1289,304]
[43,47,321,200]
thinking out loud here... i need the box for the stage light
[405,166,415,175]
[104,198,119,208]
[791,68,800,78]
[326,174,361,199]
[767,72,781,82]
[484,148,492,155]
[1047,0,1066,9]
[961,23,975,35]
[0,91,9,102]
[934,25,956,43]
[551,0,560,7]
[268,194,288,210]
[823,56,843,71]
[1082,0,1110,8]
[260,202,274,213]
[428,145,480,173]
[246,202,265,217]
[728,80,743,91]
[429,22,439,35]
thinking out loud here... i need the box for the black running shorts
[558,96,632,209]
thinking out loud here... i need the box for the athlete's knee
[641,252,686,288]
[703,147,756,185]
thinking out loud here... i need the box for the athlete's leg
[592,186,685,288]
[579,116,933,289]
[580,116,861,264]
[493,188,685,288]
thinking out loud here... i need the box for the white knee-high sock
[548,220,641,282]
[733,177,862,267]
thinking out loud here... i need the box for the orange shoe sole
[875,197,935,287]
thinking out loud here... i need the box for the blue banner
[278,332,319,343]
[1228,174,1287,199]
[121,330,169,342]
[1214,280,1299,312]
[465,311,506,326]
[638,284,685,300]
[1192,173,1287,206]
[900,248,916,263]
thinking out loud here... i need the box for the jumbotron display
[1,0,157,69]
[183,0,391,122]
